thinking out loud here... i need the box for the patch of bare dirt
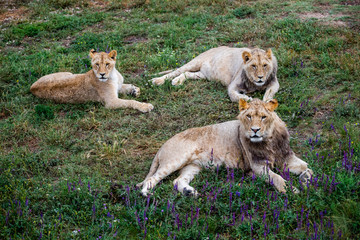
[0,6,29,23]
[89,0,109,9]
[299,12,349,27]
[340,0,360,6]
[18,137,40,152]
[0,108,12,120]
[123,35,148,45]
[61,35,76,47]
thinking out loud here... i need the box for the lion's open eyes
[263,64,267,68]
[95,63,99,67]
[106,63,110,67]
[261,116,267,120]
[252,65,256,70]
[247,115,252,120]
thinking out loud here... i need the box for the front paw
[171,76,185,86]
[131,86,140,97]
[183,188,199,198]
[139,103,154,113]
[241,96,252,102]
[299,169,313,183]
[151,77,165,85]
[237,92,252,102]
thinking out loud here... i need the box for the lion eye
[263,64,267,68]
[96,63,99,67]
[106,63,109,67]
[261,116,267,120]
[247,115,252,120]
[252,65,256,70]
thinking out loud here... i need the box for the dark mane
[239,114,293,169]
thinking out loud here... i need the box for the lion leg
[285,155,313,184]
[173,164,202,197]
[227,81,252,102]
[171,71,206,86]
[141,159,191,196]
[118,84,140,97]
[251,162,298,193]
[105,98,154,113]
[263,78,279,102]
[151,60,201,85]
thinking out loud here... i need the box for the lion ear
[239,99,249,112]
[89,49,96,58]
[265,99,278,111]
[266,48,272,60]
[108,50,117,60]
[242,51,252,63]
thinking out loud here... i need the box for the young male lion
[151,47,279,102]
[138,99,313,196]
[30,49,154,112]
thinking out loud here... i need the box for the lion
[137,99,313,196]
[30,49,154,113]
[151,47,279,102]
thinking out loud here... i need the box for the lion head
[242,48,274,87]
[238,98,279,143]
[89,49,117,82]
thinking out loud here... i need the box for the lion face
[242,48,274,87]
[89,49,117,82]
[238,98,278,143]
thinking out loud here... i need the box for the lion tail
[136,153,160,188]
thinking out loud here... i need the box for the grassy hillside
[1,0,359,239]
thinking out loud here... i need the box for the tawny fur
[30,49,154,113]
[138,99,313,196]
[151,47,279,102]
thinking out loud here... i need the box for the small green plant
[334,102,360,118]
[35,104,55,120]
[47,0,89,8]
[233,6,255,19]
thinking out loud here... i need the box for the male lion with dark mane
[30,49,154,113]
[138,99,313,196]
[151,47,279,102]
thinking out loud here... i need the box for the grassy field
[1,0,360,239]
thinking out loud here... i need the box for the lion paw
[131,86,140,97]
[139,103,154,113]
[141,189,153,197]
[299,169,313,183]
[292,186,300,194]
[183,188,198,198]
[152,77,165,85]
[171,76,185,86]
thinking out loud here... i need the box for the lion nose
[100,73,105,77]
[258,75,263,79]
[251,127,260,133]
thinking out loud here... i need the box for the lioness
[151,47,279,102]
[138,99,313,196]
[30,49,154,112]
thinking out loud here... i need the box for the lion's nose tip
[251,127,260,133]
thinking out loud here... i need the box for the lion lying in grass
[30,49,154,113]
[151,47,279,102]
[138,99,313,196]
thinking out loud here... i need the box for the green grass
[1,0,360,239]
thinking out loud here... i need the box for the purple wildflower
[5,211,9,225]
